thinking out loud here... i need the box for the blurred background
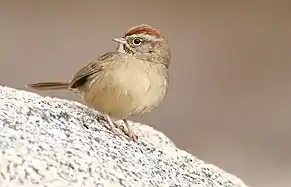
[1,1,291,186]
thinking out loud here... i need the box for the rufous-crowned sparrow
[26,24,171,142]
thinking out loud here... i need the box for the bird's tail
[25,81,70,91]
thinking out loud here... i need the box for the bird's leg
[121,119,138,142]
[104,114,128,139]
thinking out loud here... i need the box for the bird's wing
[69,52,117,89]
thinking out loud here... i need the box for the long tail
[25,81,70,91]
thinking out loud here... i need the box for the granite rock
[0,86,248,187]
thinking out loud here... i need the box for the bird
[26,24,171,142]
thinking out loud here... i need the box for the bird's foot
[121,119,138,142]
[103,115,138,141]
[103,114,128,139]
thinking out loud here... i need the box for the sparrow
[26,24,171,142]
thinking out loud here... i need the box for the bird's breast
[82,60,168,120]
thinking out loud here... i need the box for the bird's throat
[116,43,134,55]
[123,44,134,55]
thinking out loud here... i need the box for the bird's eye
[132,38,142,46]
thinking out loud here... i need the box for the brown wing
[69,52,116,88]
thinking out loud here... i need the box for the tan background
[1,1,291,186]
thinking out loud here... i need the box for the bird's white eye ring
[132,38,142,46]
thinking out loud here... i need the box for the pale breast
[81,58,168,120]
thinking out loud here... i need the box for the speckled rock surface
[0,86,248,187]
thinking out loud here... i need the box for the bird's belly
[83,83,134,120]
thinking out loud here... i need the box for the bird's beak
[112,37,127,44]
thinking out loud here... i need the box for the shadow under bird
[26,24,171,141]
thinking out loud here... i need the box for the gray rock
[0,86,248,187]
